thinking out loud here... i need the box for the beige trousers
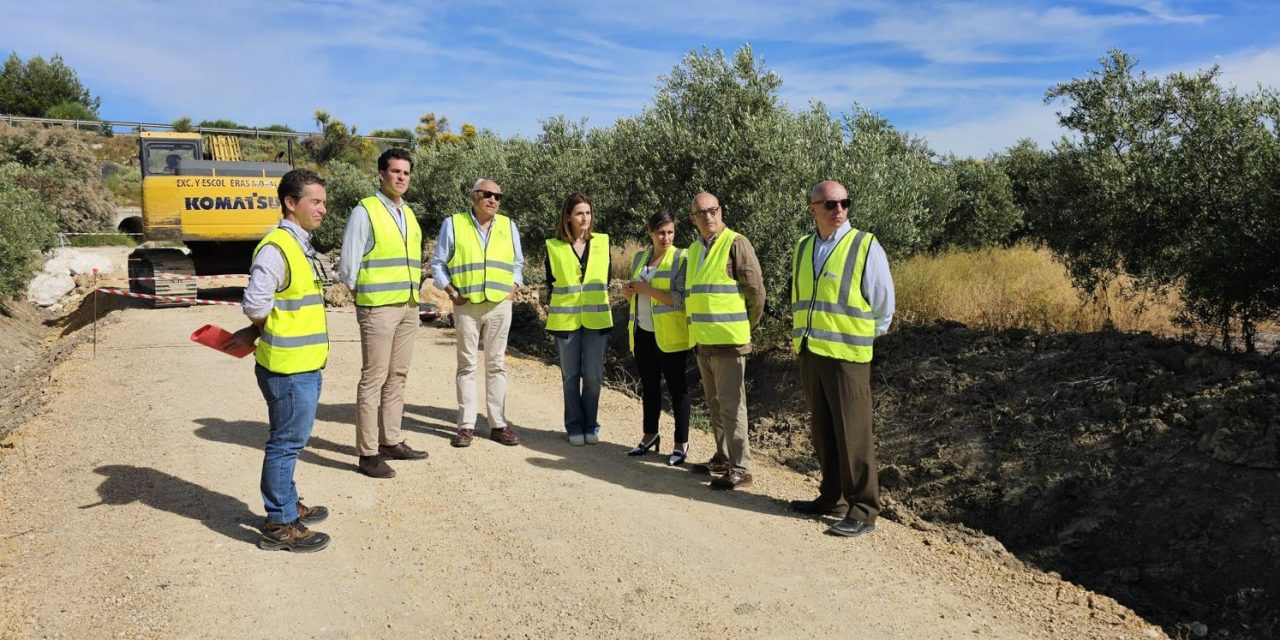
[355,302,419,456]
[453,299,512,431]
[695,350,751,471]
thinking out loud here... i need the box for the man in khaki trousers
[428,179,524,448]
[339,148,429,479]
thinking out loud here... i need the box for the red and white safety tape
[119,274,250,281]
[95,288,240,306]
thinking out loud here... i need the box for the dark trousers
[634,327,691,443]
[799,349,880,524]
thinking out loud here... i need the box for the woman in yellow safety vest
[544,193,613,446]
[622,210,692,466]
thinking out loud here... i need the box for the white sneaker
[568,434,586,446]
[584,432,599,444]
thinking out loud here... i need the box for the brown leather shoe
[296,499,328,525]
[691,458,731,475]
[489,426,522,446]
[379,441,428,460]
[788,499,843,516]
[259,520,330,552]
[451,428,474,448]
[358,454,396,479]
[710,468,753,490]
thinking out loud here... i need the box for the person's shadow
[519,425,792,517]
[314,402,459,443]
[192,418,354,472]
[80,465,260,544]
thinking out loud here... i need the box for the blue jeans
[556,329,607,436]
[255,365,322,525]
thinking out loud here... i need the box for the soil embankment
[748,322,1279,639]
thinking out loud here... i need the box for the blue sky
[2,0,1278,157]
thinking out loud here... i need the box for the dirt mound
[750,322,1279,639]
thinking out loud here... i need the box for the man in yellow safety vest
[339,148,429,479]
[428,178,525,448]
[685,192,766,490]
[788,180,896,538]
[227,168,332,553]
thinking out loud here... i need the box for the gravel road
[0,304,1165,639]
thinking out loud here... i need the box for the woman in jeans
[622,211,692,465]
[544,193,612,445]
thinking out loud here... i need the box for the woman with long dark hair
[622,210,692,465]
[544,193,613,445]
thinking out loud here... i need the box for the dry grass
[894,244,1183,335]
[610,238,647,281]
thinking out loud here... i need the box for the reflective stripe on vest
[686,228,750,346]
[354,196,422,306]
[446,212,516,303]
[790,228,876,362]
[627,247,691,353]
[253,228,329,374]
[546,234,614,331]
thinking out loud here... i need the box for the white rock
[44,247,115,276]
[26,273,76,307]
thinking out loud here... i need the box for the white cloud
[916,99,1067,158]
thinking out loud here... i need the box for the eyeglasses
[691,206,721,218]
[473,190,503,202]
[811,198,851,211]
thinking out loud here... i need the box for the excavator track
[127,248,197,307]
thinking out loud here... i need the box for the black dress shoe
[379,441,428,460]
[788,499,843,516]
[826,517,876,538]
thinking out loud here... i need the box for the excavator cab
[142,137,201,176]
[126,132,292,306]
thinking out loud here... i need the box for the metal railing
[0,113,415,144]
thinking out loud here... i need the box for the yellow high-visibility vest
[546,234,614,331]
[354,195,422,307]
[446,212,517,303]
[686,228,750,346]
[627,247,691,353]
[791,228,876,362]
[253,227,329,374]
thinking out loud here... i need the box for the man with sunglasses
[685,192,766,489]
[429,178,525,448]
[338,148,430,479]
[789,180,895,538]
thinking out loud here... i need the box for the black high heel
[667,443,689,466]
[626,435,660,456]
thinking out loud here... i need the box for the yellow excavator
[121,132,291,306]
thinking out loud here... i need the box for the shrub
[936,157,1021,250]
[0,123,115,232]
[0,164,56,298]
[310,161,372,252]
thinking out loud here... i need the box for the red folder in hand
[191,324,254,358]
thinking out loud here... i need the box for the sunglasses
[811,198,851,211]
[474,190,503,201]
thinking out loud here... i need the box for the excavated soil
[747,322,1280,640]
[504,294,1278,640]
